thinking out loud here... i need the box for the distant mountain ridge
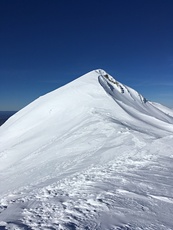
[0,111,17,126]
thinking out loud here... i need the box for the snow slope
[0,69,173,230]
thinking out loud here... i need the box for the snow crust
[0,69,173,229]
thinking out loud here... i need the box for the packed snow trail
[0,69,173,229]
[1,134,173,230]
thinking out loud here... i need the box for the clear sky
[1,0,173,111]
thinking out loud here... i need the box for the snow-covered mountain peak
[1,69,173,143]
[0,69,173,229]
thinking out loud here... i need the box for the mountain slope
[0,69,173,230]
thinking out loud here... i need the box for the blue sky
[0,0,173,111]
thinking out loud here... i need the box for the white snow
[0,69,173,229]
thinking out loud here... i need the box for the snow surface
[0,69,173,229]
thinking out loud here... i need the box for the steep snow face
[97,70,173,134]
[0,69,173,229]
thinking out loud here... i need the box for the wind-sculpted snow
[0,69,173,229]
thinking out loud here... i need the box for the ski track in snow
[0,69,173,229]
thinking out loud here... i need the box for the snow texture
[0,69,173,229]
